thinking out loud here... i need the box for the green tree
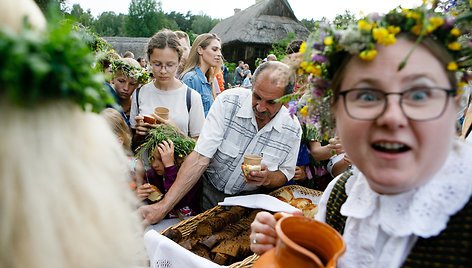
[94,12,126,36]
[126,0,168,37]
[166,11,194,32]
[191,15,220,34]
[268,32,295,61]
[69,4,94,28]
[301,18,317,31]
[34,0,66,15]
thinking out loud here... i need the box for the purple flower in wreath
[312,42,325,51]
[312,77,330,90]
[288,100,298,117]
[368,12,381,22]
[442,16,456,29]
[312,54,327,63]
[312,87,324,98]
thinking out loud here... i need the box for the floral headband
[283,3,471,142]
[0,20,115,113]
[299,4,471,88]
[111,59,150,85]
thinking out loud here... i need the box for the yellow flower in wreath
[300,106,309,116]
[299,42,306,53]
[447,62,458,71]
[324,36,334,46]
[448,42,461,51]
[359,50,377,61]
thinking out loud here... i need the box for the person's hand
[250,211,303,255]
[134,115,156,136]
[158,139,175,167]
[250,211,277,255]
[138,203,168,228]
[293,166,307,181]
[343,153,352,165]
[154,114,179,129]
[136,183,153,201]
[327,136,345,155]
[245,163,269,186]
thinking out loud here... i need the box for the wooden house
[210,0,310,70]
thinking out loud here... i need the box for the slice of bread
[289,198,311,209]
[146,184,163,201]
[302,203,318,218]
[277,188,294,202]
[143,115,156,124]
[241,164,261,178]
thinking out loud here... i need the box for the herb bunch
[136,125,196,164]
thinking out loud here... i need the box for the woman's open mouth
[372,142,410,153]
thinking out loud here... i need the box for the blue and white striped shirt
[195,88,302,194]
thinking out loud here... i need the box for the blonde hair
[100,108,132,156]
[0,0,45,33]
[174,30,190,47]
[0,101,144,268]
[180,33,220,84]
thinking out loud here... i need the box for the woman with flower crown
[250,4,472,266]
[0,1,144,267]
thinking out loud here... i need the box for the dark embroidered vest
[325,170,472,267]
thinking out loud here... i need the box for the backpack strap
[186,86,191,113]
[135,86,142,113]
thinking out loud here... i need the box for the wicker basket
[160,185,323,268]
[230,185,323,268]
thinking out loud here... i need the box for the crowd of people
[2,0,471,267]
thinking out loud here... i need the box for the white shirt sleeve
[194,93,227,158]
[188,89,205,138]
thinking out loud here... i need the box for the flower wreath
[0,20,115,113]
[111,59,150,85]
[283,3,472,141]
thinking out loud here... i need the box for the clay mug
[241,155,262,178]
[252,212,345,268]
[243,154,262,166]
[154,107,169,120]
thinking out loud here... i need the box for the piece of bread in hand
[277,188,294,203]
[145,183,163,201]
[302,203,318,218]
[241,164,261,178]
[143,115,156,124]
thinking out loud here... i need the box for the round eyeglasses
[338,87,456,121]
[151,63,177,72]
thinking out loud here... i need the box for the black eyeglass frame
[337,87,457,121]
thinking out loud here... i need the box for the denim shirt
[182,66,213,116]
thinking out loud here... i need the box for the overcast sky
[67,0,421,21]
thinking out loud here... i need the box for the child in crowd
[101,108,145,191]
[131,29,204,148]
[112,58,149,122]
[135,125,199,218]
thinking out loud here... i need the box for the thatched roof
[210,0,310,45]
[103,37,149,59]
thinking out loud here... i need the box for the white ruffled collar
[340,140,472,238]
